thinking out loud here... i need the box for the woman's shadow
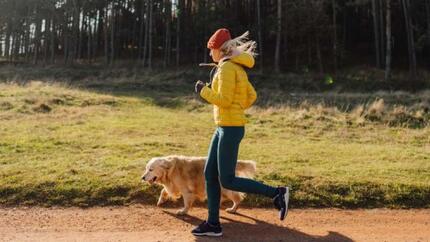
[162,209,353,242]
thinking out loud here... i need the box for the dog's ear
[160,159,173,170]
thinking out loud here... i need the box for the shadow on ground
[162,210,353,242]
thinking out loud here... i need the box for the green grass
[0,81,429,208]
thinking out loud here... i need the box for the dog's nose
[141,175,146,180]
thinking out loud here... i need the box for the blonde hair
[219,31,258,57]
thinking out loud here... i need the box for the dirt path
[0,205,429,242]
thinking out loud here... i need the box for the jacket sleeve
[200,67,235,108]
[242,81,257,109]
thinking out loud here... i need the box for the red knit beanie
[207,28,231,49]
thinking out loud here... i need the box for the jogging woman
[192,28,290,237]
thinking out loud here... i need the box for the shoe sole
[192,232,223,237]
[280,187,290,221]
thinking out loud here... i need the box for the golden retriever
[141,155,256,215]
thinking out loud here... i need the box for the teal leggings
[204,126,278,224]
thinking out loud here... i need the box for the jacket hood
[222,52,255,68]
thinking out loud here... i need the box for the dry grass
[0,80,429,208]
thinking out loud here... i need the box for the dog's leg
[157,188,169,206]
[176,191,195,215]
[226,192,242,214]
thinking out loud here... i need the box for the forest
[0,0,429,83]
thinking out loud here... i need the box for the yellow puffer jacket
[200,52,257,126]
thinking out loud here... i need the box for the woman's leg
[217,126,278,198]
[204,128,222,225]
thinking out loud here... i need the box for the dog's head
[141,157,173,185]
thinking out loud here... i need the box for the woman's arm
[200,67,235,108]
[242,81,257,109]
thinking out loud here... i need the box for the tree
[426,0,430,47]
[103,5,109,64]
[142,0,149,66]
[0,0,428,78]
[256,0,263,72]
[51,17,56,64]
[138,0,145,61]
[401,0,417,80]
[274,0,282,73]
[332,0,338,74]
[0,28,3,57]
[426,0,430,66]
[110,1,116,65]
[86,12,92,63]
[385,0,391,81]
[372,0,382,68]
[378,0,385,67]
[163,0,172,67]
[176,0,184,67]
[148,0,153,69]
[33,6,41,64]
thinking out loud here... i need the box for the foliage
[0,0,429,74]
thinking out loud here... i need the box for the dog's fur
[141,155,256,215]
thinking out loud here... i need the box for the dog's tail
[236,160,257,178]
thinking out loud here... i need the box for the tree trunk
[401,0,417,80]
[148,0,153,69]
[164,0,172,67]
[0,30,3,57]
[176,0,183,67]
[342,8,347,61]
[282,1,289,70]
[307,37,312,68]
[256,0,263,72]
[426,0,430,46]
[385,0,392,81]
[104,8,109,65]
[130,1,137,59]
[4,22,12,59]
[316,34,323,74]
[33,7,41,64]
[378,0,385,66]
[87,14,92,63]
[332,0,338,73]
[17,33,23,61]
[71,1,80,63]
[110,1,116,65]
[44,19,50,64]
[426,0,430,66]
[25,15,31,62]
[11,32,17,61]
[64,13,69,64]
[77,9,83,60]
[4,21,11,59]
[201,0,208,64]
[184,0,192,61]
[117,2,123,60]
[143,0,150,66]
[50,18,56,64]
[138,0,145,60]
[372,0,381,68]
[95,9,102,57]
[274,0,281,73]
[10,33,15,61]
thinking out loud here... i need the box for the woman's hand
[195,80,206,94]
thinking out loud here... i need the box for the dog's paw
[176,209,188,215]
[225,207,237,214]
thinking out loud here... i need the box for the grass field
[0,72,429,208]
